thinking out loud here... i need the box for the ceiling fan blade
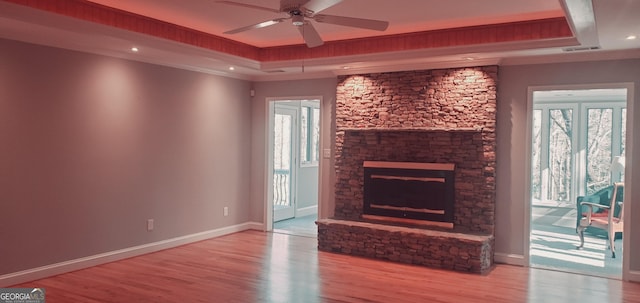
[313,14,389,31]
[297,22,324,48]
[224,18,287,34]
[303,0,343,14]
[216,1,280,13]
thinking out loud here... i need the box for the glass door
[273,105,297,222]
[531,105,578,206]
[582,104,626,193]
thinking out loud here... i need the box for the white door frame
[264,96,323,231]
[523,83,634,280]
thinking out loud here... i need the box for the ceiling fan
[217,0,389,48]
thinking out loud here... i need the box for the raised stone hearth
[317,219,494,274]
[321,66,498,274]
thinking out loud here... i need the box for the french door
[531,99,626,204]
[531,104,578,204]
[580,104,626,193]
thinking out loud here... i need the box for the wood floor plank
[12,230,640,302]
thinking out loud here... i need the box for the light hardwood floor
[13,230,640,302]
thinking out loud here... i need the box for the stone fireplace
[317,66,497,274]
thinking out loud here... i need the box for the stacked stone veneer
[318,219,494,274]
[318,66,498,273]
[335,128,493,232]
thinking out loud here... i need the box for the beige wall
[0,39,252,275]
[297,165,319,210]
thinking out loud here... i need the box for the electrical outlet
[147,219,154,231]
[223,206,229,217]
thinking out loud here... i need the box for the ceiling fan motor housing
[280,0,305,13]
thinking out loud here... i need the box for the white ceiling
[0,0,638,81]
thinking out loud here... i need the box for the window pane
[274,114,292,170]
[301,107,309,162]
[621,108,627,181]
[274,112,292,207]
[312,107,320,162]
[586,108,612,195]
[621,108,626,155]
[531,109,542,200]
[548,109,573,202]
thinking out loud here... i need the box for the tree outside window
[532,99,625,203]
[301,102,320,165]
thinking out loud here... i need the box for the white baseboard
[494,252,525,266]
[296,205,318,218]
[626,270,640,282]
[247,221,266,231]
[0,222,264,287]
[495,253,640,281]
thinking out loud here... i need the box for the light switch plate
[323,148,331,158]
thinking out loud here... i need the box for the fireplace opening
[363,161,455,228]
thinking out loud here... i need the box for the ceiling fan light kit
[217,0,389,48]
[292,14,305,26]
